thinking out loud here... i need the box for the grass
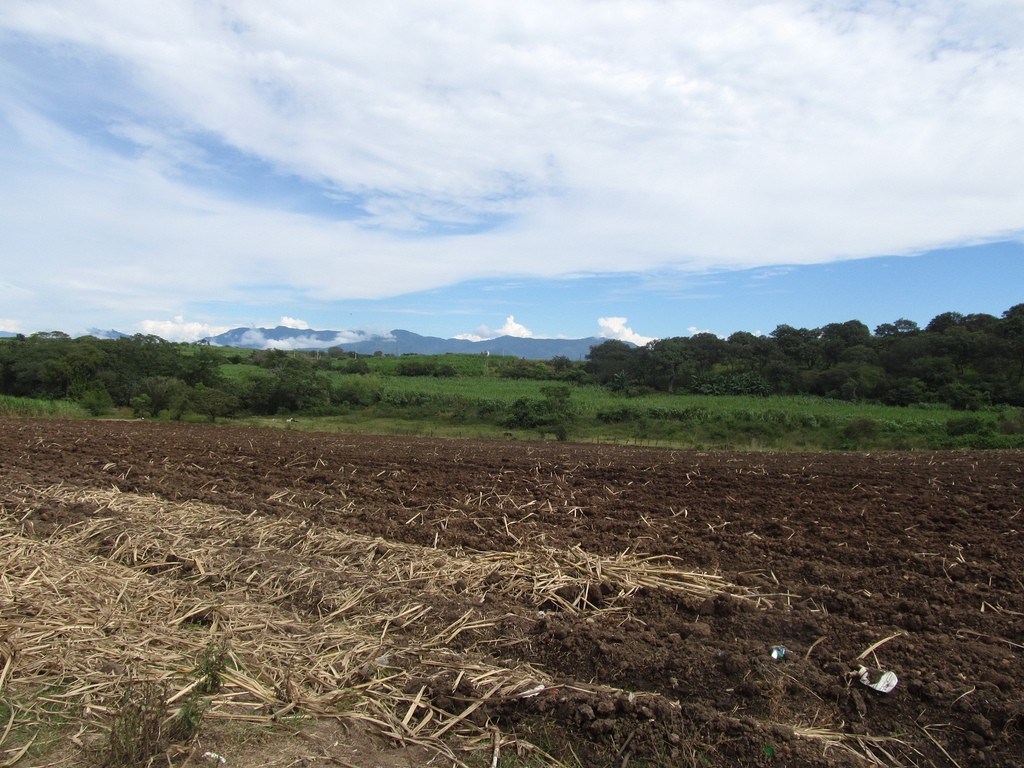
[4,362,1022,450]
[0,395,86,419]
[256,378,1024,450]
[333,353,520,376]
[0,686,80,766]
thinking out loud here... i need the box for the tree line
[584,305,1024,408]
[1,303,1022,419]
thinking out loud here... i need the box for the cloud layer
[2,1,1023,336]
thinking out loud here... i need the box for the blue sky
[2,2,1023,346]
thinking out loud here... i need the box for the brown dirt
[1,418,1022,766]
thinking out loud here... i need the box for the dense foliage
[1,305,1022,449]
[585,305,1024,408]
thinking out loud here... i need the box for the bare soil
[1,418,1022,766]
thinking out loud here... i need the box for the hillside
[203,326,610,360]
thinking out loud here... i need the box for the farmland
[1,418,1022,766]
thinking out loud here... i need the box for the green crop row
[0,395,86,418]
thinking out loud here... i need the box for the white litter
[857,666,899,694]
[519,684,546,698]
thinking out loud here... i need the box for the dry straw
[2,483,763,765]
[0,483,880,766]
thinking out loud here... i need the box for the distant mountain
[86,328,130,340]
[0,331,15,338]
[205,326,374,349]
[204,326,613,360]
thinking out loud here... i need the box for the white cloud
[1,1,1024,333]
[263,335,328,350]
[496,315,534,338]
[0,319,21,333]
[138,317,231,342]
[598,317,655,346]
[278,316,310,329]
[457,315,536,341]
[233,327,391,350]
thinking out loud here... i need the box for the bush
[501,386,575,439]
[396,360,458,377]
[843,417,878,440]
[596,406,637,423]
[340,358,370,375]
[997,411,1024,435]
[129,393,153,418]
[331,378,379,407]
[940,383,988,411]
[946,415,989,436]
[502,397,549,429]
[104,680,200,767]
[80,385,114,416]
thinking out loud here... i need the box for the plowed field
[1,419,1022,767]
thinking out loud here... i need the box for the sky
[1,1,1023,346]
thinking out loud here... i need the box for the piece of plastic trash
[202,752,227,765]
[519,684,546,698]
[857,666,899,694]
[770,646,788,661]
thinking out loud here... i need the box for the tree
[137,376,188,415]
[770,325,821,370]
[819,320,872,366]
[180,345,223,387]
[725,331,773,374]
[585,340,639,385]
[80,384,114,416]
[1000,304,1024,385]
[925,311,965,334]
[874,318,919,337]
[189,385,238,422]
[641,337,692,393]
[688,333,726,376]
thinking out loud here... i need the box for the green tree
[644,337,691,393]
[137,376,189,415]
[80,384,114,416]
[189,385,238,422]
[874,318,920,337]
[1000,304,1024,386]
[688,333,726,376]
[770,325,822,370]
[585,340,640,385]
[819,320,872,366]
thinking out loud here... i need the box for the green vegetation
[101,643,231,767]
[0,394,86,418]
[3,305,1024,450]
[0,687,75,766]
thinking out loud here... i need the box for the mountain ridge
[203,326,618,360]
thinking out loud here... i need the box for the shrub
[996,409,1024,435]
[843,417,878,441]
[596,406,637,423]
[946,415,989,437]
[331,378,379,407]
[80,385,114,416]
[104,679,201,767]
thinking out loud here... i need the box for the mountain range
[203,326,615,360]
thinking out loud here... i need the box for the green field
[3,348,1022,451]
[251,371,1024,450]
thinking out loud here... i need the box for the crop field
[1,418,1022,767]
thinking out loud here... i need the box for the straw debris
[1,483,765,765]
